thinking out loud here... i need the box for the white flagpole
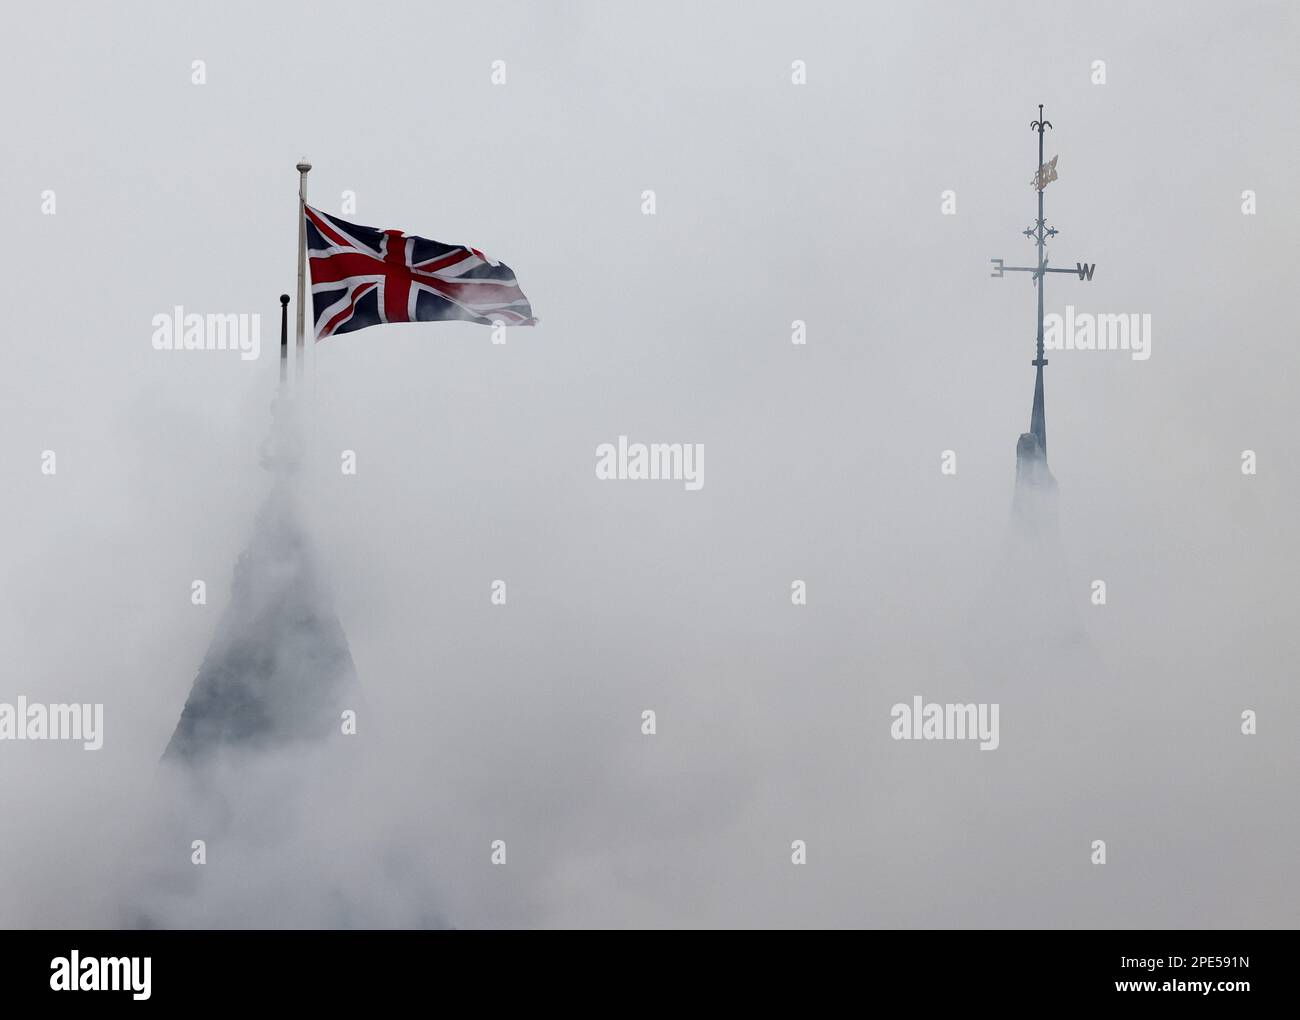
[295,157,312,383]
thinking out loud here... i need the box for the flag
[304,206,536,340]
[1031,155,1058,191]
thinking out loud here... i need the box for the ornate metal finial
[1030,104,1053,133]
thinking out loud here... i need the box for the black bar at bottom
[0,930,1281,1007]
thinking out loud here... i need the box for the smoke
[126,747,452,929]
[163,399,357,764]
[110,394,447,928]
[2,381,1295,929]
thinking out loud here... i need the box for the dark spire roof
[163,482,358,763]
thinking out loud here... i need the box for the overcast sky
[1,0,1296,927]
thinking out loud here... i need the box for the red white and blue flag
[304,206,536,340]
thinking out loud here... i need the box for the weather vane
[990,104,1096,465]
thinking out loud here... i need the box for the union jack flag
[305,206,536,340]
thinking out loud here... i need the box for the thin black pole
[1030,104,1051,459]
[279,293,289,387]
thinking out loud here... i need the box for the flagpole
[295,158,312,383]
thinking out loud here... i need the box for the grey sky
[0,0,1296,927]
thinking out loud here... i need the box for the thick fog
[1,0,1296,928]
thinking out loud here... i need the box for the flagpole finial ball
[280,294,290,305]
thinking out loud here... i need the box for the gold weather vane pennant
[1031,154,1058,190]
